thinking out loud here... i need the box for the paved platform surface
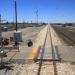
[0,26,45,63]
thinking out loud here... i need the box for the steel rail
[37,26,48,75]
[49,26,58,75]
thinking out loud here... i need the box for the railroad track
[1,25,75,75]
[36,25,60,75]
[49,26,58,75]
[2,25,62,75]
[52,26,75,46]
[37,26,48,75]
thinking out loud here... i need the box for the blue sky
[0,0,75,23]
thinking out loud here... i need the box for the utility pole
[0,14,2,37]
[14,0,18,46]
[0,14,6,40]
[36,8,38,25]
[0,14,1,23]
[14,0,18,31]
[14,0,22,46]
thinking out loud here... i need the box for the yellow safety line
[27,44,40,60]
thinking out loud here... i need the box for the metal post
[0,51,4,65]
[14,0,18,31]
[1,56,3,65]
[0,14,1,36]
[0,14,1,23]
[14,0,18,46]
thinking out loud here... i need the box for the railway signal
[14,0,18,46]
[14,0,22,46]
